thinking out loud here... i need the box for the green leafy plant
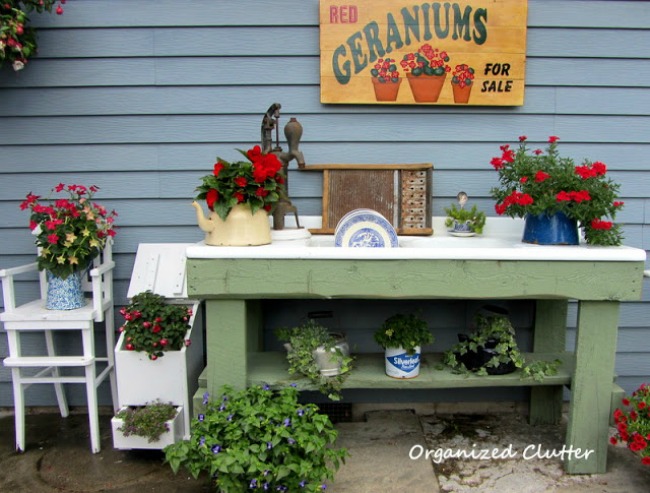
[521,359,562,382]
[20,183,117,279]
[116,401,178,443]
[444,203,486,234]
[374,313,433,355]
[443,313,524,376]
[164,384,348,492]
[195,145,284,221]
[275,320,353,401]
[611,383,650,466]
[490,136,625,245]
[1,1,65,71]
[119,291,192,361]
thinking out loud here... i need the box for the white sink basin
[186,216,646,262]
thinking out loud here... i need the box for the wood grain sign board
[320,0,528,106]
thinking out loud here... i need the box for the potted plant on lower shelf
[164,384,348,492]
[443,313,524,375]
[611,383,650,466]
[374,313,433,379]
[112,401,182,450]
[276,320,353,401]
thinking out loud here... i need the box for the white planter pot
[111,406,183,450]
[114,302,203,439]
[312,340,350,376]
[384,346,421,379]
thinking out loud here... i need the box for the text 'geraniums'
[195,145,284,221]
[20,183,117,279]
[1,1,66,71]
[490,136,624,246]
[611,383,650,466]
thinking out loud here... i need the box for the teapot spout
[192,201,215,232]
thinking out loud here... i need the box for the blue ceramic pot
[46,271,86,310]
[522,211,579,245]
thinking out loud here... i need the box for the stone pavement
[1,408,649,492]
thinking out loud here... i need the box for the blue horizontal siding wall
[1,0,649,406]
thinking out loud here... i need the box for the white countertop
[185,216,646,262]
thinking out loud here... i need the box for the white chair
[0,241,118,453]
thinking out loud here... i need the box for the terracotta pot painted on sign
[452,83,472,104]
[371,78,402,101]
[406,72,447,102]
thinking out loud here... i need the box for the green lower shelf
[198,352,574,391]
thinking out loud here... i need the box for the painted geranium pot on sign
[374,313,433,379]
[490,136,625,246]
[370,57,401,101]
[400,43,451,102]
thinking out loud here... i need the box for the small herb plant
[611,383,650,466]
[119,291,192,360]
[116,401,178,443]
[165,384,348,492]
[443,314,524,375]
[444,203,486,234]
[275,320,353,401]
[374,313,433,355]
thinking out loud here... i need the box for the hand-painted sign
[320,0,528,105]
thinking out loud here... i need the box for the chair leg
[11,368,26,453]
[44,330,69,418]
[85,364,101,454]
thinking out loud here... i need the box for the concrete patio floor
[1,408,649,492]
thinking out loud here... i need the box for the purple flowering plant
[164,384,347,492]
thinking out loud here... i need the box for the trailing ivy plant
[164,384,348,492]
[275,320,353,401]
[116,401,178,443]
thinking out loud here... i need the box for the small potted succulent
[400,43,451,102]
[374,313,433,379]
[112,400,182,450]
[164,384,348,492]
[276,320,353,400]
[370,57,401,101]
[444,192,486,235]
[611,383,650,466]
[443,312,524,375]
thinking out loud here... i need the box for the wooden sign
[320,0,528,106]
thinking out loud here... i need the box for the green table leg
[565,300,619,474]
[529,299,567,425]
[205,299,262,395]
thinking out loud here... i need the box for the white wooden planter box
[113,243,205,444]
[111,406,183,450]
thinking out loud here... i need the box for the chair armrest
[89,260,115,278]
[0,262,39,312]
[0,262,39,278]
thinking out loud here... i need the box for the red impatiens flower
[234,176,248,188]
[534,171,550,182]
[206,189,219,211]
[591,218,613,230]
[213,162,225,177]
[548,136,560,143]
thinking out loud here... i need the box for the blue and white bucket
[384,346,421,378]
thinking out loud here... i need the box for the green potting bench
[185,219,645,474]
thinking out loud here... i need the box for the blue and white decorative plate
[334,210,399,248]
